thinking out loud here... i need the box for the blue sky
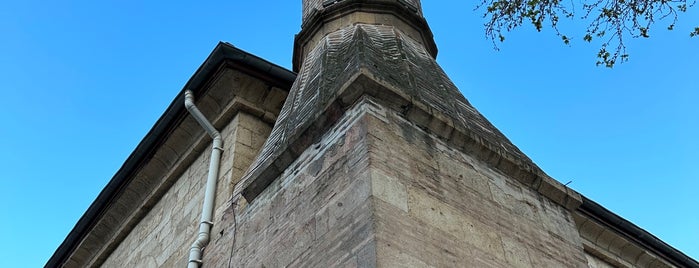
[1,1,697,267]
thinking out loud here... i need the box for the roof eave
[578,195,699,267]
[45,42,295,268]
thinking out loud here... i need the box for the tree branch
[478,0,695,67]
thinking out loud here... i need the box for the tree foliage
[478,0,696,67]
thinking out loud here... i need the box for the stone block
[377,246,432,268]
[435,152,491,199]
[407,186,505,260]
[371,170,408,212]
[586,253,616,268]
[501,236,533,268]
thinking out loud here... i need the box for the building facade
[48,1,698,267]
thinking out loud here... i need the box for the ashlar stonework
[47,1,698,267]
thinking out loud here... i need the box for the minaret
[293,0,437,72]
[44,1,699,267]
[226,0,588,266]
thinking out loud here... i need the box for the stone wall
[203,98,377,267]
[364,102,588,267]
[587,253,617,268]
[100,112,271,267]
[96,86,688,267]
[202,97,589,267]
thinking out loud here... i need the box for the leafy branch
[477,0,696,67]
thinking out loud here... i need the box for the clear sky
[1,1,697,267]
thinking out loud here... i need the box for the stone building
[47,1,698,267]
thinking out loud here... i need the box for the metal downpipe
[184,90,223,268]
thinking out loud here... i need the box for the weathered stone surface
[302,0,423,22]
[54,62,289,267]
[205,100,376,268]
[240,23,574,211]
[54,1,697,267]
[197,98,587,268]
[242,0,586,216]
[574,210,679,268]
[587,253,617,268]
[371,170,408,212]
[363,101,589,267]
[100,111,271,267]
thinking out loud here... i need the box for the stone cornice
[575,197,699,268]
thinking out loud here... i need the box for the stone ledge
[574,211,674,268]
[574,198,698,268]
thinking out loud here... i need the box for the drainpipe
[184,90,223,268]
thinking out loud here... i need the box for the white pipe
[184,90,223,268]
